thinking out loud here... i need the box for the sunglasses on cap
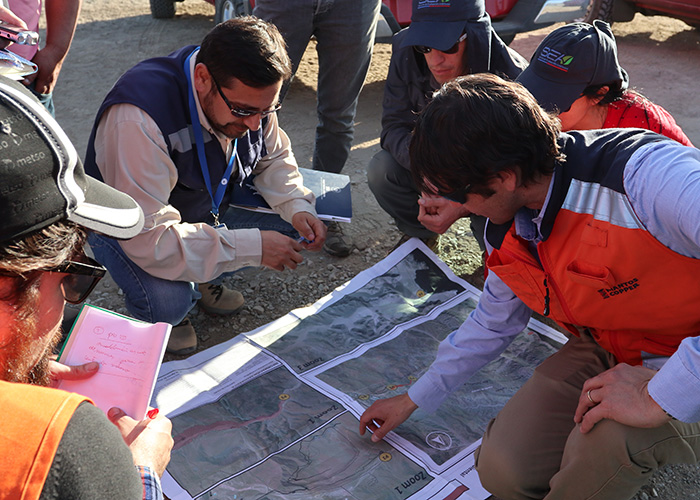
[414,33,467,55]
[437,183,472,205]
[211,73,282,119]
[52,256,106,304]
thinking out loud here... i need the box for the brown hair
[410,73,563,198]
[196,16,292,89]
[0,221,85,311]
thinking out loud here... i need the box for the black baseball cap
[0,76,144,243]
[516,21,629,113]
[400,0,484,51]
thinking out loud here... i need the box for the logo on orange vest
[597,278,639,299]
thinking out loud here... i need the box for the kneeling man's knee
[476,440,534,499]
[476,420,552,500]
[367,150,393,195]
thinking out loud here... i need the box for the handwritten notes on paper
[57,304,171,420]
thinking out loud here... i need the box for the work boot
[198,283,245,315]
[167,318,197,356]
[390,233,440,254]
[323,221,354,257]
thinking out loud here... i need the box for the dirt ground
[50,1,700,498]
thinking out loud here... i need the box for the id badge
[214,222,228,230]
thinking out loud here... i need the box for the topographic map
[153,240,567,500]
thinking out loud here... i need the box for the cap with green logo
[516,20,629,113]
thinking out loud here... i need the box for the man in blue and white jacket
[361,73,700,500]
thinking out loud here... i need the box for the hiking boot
[323,221,354,257]
[198,283,245,316]
[390,233,441,254]
[167,318,197,355]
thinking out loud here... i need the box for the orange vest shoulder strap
[0,381,91,500]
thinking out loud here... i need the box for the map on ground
[153,240,567,500]
[247,248,466,374]
[316,301,560,468]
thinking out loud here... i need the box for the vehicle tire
[580,0,614,24]
[215,0,252,24]
[150,0,176,19]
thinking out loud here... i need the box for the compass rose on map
[425,431,452,450]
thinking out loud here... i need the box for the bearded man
[84,17,328,355]
[0,76,172,499]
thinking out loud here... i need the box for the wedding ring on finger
[587,389,597,405]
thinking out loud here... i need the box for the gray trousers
[475,333,700,500]
[368,149,486,248]
[254,0,381,174]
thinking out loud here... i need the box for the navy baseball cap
[0,76,144,242]
[516,20,629,113]
[400,0,485,51]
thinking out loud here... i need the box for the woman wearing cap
[517,20,693,146]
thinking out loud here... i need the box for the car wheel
[579,0,614,24]
[150,0,175,19]
[215,0,252,24]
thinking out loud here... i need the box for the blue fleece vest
[84,45,267,224]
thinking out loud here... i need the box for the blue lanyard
[184,49,237,227]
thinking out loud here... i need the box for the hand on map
[418,193,469,234]
[291,212,327,251]
[574,363,672,433]
[109,406,174,477]
[359,393,419,442]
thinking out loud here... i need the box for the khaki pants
[475,333,700,500]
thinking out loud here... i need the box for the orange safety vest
[0,381,90,500]
[487,130,700,365]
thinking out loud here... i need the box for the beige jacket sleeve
[252,113,317,223]
[92,103,316,283]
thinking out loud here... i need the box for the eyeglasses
[437,183,472,204]
[211,74,282,118]
[414,33,467,55]
[52,256,106,304]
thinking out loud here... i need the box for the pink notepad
[57,304,171,420]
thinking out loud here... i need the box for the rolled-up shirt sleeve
[408,272,532,413]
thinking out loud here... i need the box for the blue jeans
[28,81,55,117]
[254,0,381,174]
[87,208,298,325]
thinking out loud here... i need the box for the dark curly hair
[410,73,563,199]
[196,16,292,89]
